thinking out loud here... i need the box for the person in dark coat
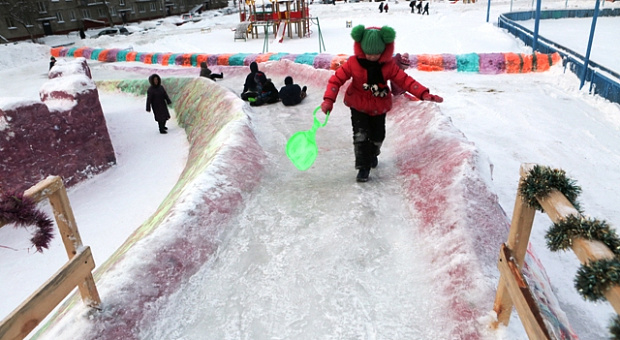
[279,76,307,106]
[49,56,56,71]
[416,1,422,13]
[384,3,389,12]
[378,2,384,12]
[422,2,429,15]
[200,62,223,81]
[409,0,415,13]
[146,74,172,134]
[250,78,280,106]
[242,61,266,100]
[320,25,443,182]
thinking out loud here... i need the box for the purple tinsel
[0,191,55,252]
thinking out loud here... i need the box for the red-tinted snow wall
[0,58,115,193]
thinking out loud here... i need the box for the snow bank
[33,77,266,339]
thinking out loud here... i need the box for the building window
[56,11,64,22]
[5,17,17,29]
[158,2,162,10]
[69,10,76,20]
[138,3,145,13]
[150,3,156,11]
[82,8,91,18]
[119,0,125,6]
[38,1,47,13]
[110,7,117,16]
[97,7,105,17]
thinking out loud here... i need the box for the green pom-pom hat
[351,25,396,56]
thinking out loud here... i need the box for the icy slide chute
[50,47,562,74]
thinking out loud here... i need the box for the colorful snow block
[117,50,129,62]
[330,54,348,71]
[138,53,148,63]
[417,54,444,72]
[521,54,533,73]
[174,54,185,65]
[408,54,418,69]
[98,50,108,62]
[255,53,274,63]
[216,54,233,65]
[190,54,199,67]
[479,53,506,74]
[181,54,192,67]
[227,53,247,66]
[504,53,523,73]
[442,54,457,71]
[74,47,87,58]
[91,49,103,61]
[295,53,317,66]
[243,54,259,65]
[126,51,138,62]
[207,54,219,66]
[313,53,333,70]
[280,54,298,62]
[196,54,209,66]
[50,47,63,58]
[551,52,561,66]
[534,52,550,72]
[268,52,289,61]
[144,54,153,64]
[161,53,173,65]
[456,53,479,73]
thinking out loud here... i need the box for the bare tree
[1,0,41,42]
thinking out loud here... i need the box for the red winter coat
[323,40,429,116]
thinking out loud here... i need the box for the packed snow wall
[32,76,266,339]
[0,57,115,193]
[50,47,562,74]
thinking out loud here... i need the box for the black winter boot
[356,168,370,182]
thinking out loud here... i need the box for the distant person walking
[146,73,172,134]
[409,0,416,13]
[422,2,429,15]
[384,3,389,12]
[379,2,384,13]
[416,1,422,13]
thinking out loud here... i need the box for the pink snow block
[312,54,333,70]
[478,53,506,74]
[409,54,418,69]
[244,54,259,66]
[207,54,219,66]
[105,49,120,62]
[81,48,93,59]
[442,54,457,71]
[139,53,148,63]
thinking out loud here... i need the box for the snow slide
[33,61,575,339]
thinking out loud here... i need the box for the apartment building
[1,0,228,42]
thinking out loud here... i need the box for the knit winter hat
[351,25,396,55]
[285,76,293,85]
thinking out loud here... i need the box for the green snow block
[66,47,77,57]
[117,50,129,62]
[268,52,290,61]
[456,53,479,73]
[228,53,249,66]
[295,53,318,66]
[168,54,180,65]
[91,49,103,60]
[190,54,198,66]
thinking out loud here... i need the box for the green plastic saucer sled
[286,106,330,171]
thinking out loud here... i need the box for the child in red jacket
[320,25,443,182]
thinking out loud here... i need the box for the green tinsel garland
[610,315,620,340]
[546,215,620,256]
[575,258,620,302]
[518,165,582,213]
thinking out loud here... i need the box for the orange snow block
[197,54,210,66]
[504,53,523,73]
[521,54,533,73]
[98,50,108,62]
[180,54,190,67]
[217,54,233,65]
[50,47,63,57]
[534,52,550,72]
[126,51,138,62]
[417,54,444,72]
[161,53,172,65]
[256,53,274,63]
[330,54,349,71]
[144,54,153,64]
[74,47,87,57]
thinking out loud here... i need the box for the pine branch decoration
[546,215,620,256]
[518,165,582,212]
[575,258,620,302]
[0,191,55,252]
[609,315,620,340]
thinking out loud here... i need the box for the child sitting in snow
[320,25,443,182]
[199,61,223,81]
[250,76,280,106]
[279,76,307,106]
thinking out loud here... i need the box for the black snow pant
[157,120,167,132]
[351,108,385,169]
[209,73,223,81]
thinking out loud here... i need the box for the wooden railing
[0,176,101,340]
[492,163,620,339]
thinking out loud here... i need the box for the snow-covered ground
[1,0,620,338]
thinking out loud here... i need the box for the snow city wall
[498,8,620,105]
[32,76,267,339]
[0,58,116,193]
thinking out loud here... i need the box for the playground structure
[237,0,313,43]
